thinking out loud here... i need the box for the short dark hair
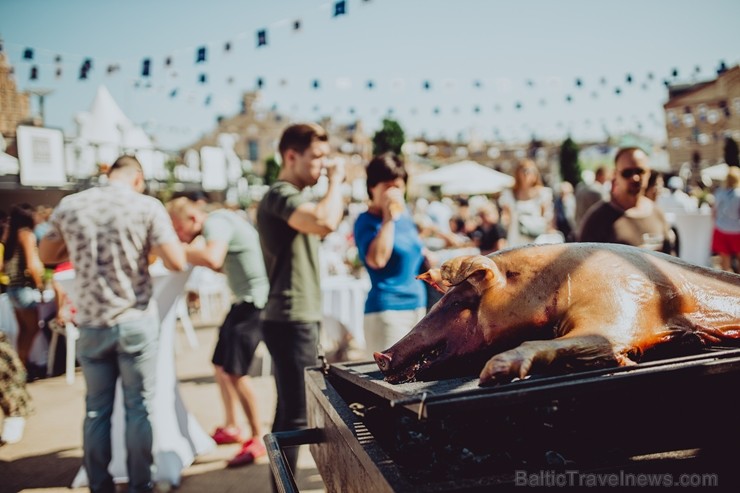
[614,146,645,166]
[109,155,143,175]
[278,123,328,159]
[365,152,408,197]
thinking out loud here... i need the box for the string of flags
[2,0,736,144]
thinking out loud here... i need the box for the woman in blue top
[354,153,427,354]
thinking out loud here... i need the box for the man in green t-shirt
[256,123,345,477]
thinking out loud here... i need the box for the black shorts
[211,301,263,377]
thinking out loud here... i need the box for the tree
[559,137,581,187]
[372,118,405,156]
[264,155,280,186]
[724,136,740,168]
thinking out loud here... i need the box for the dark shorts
[211,302,263,377]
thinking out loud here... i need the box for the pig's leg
[479,334,625,386]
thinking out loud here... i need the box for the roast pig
[374,243,740,385]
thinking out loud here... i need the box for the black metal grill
[314,348,740,491]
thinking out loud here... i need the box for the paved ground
[0,318,325,493]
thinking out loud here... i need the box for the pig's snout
[374,352,392,371]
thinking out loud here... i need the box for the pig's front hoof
[479,349,533,386]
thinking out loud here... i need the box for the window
[248,140,259,161]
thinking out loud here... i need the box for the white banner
[17,126,67,187]
[200,146,227,191]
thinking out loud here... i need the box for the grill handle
[265,428,324,493]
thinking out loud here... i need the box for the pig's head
[374,255,510,383]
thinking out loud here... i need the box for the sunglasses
[619,168,647,179]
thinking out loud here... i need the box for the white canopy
[71,85,166,178]
[701,162,729,183]
[413,160,515,195]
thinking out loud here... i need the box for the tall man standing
[577,147,674,254]
[256,123,345,477]
[39,156,186,493]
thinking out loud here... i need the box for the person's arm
[183,239,228,271]
[151,241,186,271]
[19,229,45,290]
[287,163,346,237]
[364,187,405,269]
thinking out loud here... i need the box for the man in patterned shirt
[39,155,186,493]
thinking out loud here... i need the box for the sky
[1,0,739,151]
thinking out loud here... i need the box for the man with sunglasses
[577,147,674,254]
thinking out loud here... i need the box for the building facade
[664,65,740,171]
[182,91,371,183]
[0,50,30,138]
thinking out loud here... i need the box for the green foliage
[264,155,280,186]
[372,118,406,156]
[559,137,582,187]
[724,137,740,168]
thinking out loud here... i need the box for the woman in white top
[499,159,556,246]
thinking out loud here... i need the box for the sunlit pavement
[0,317,325,493]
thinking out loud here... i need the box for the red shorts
[712,229,740,255]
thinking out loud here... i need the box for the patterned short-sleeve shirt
[46,182,179,327]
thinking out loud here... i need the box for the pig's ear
[440,255,503,293]
[417,269,451,293]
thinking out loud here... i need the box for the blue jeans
[77,312,159,493]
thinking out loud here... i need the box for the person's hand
[382,187,405,221]
[324,157,346,184]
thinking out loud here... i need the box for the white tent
[701,162,729,183]
[71,85,166,179]
[413,160,515,195]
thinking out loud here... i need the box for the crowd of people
[1,121,739,493]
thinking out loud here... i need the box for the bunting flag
[334,1,347,17]
[196,46,207,63]
[257,29,267,47]
[141,58,151,77]
[79,58,92,80]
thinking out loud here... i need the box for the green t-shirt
[202,210,269,308]
[256,181,322,322]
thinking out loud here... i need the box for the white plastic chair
[185,267,231,323]
[47,321,79,385]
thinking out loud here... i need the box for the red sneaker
[211,427,243,445]
[226,438,267,467]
